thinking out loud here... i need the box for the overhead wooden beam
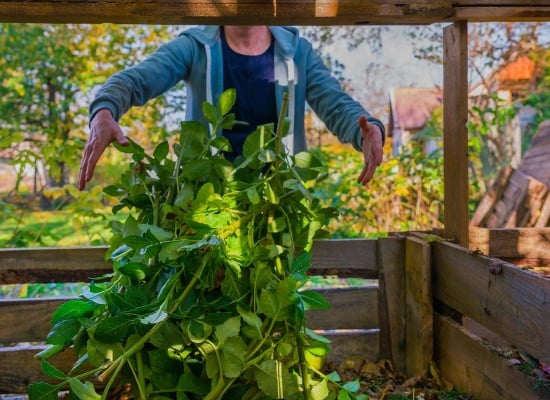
[0,1,548,25]
[443,21,469,246]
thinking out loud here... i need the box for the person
[78,25,385,190]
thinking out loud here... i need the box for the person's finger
[78,147,91,190]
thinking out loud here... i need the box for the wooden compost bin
[1,235,549,399]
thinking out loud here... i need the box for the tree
[407,22,550,179]
[0,23,180,193]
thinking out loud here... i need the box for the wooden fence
[1,234,549,399]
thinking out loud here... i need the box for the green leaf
[139,224,173,241]
[141,308,168,325]
[294,151,322,168]
[177,367,210,395]
[187,319,212,343]
[221,336,246,378]
[28,382,59,400]
[180,159,212,180]
[211,135,232,152]
[254,360,299,399]
[218,88,237,116]
[246,187,261,205]
[153,141,169,160]
[94,317,131,343]
[46,319,80,345]
[267,215,287,233]
[237,304,262,333]
[103,184,127,197]
[41,359,67,380]
[34,344,64,360]
[300,290,331,310]
[179,121,208,159]
[51,300,95,324]
[338,390,352,400]
[342,379,360,393]
[215,316,241,345]
[264,182,279,204]
[311,379,330,400]
[117,263,147,281]
[121,235,154,251]
[68,379,101,400]
[202,101,218,125]
[259,289,278,318]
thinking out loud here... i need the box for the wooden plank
[0,0,549,24]
[404,236,432,377]
[469,227,550,259]
[377,237,406,371]
[0,298,68,344]
[470,166,514,228]
[436,315,548,400]
[0,240,378,286]
[2,287,378,343]
[535,194,550,228]
[0,246,110,284]
[310,239,379,278]
[0,345,77,394]
[432,240,550,364]
[306,287,379,330]
[321,330,380,365]
[486,170,529,228]
[455,6,550,22]
[443,21,469,246]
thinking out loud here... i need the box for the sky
[324,26,444,123]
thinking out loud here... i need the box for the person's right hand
[78,109,130,190]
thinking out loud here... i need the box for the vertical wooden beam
[377,237,406,372]
[405,236,433,377]
[443,21,469,246]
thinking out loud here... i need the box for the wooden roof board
[0,1,549,24]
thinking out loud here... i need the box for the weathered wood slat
[0,336,379,394]
[0,345,77,394]
[0,286,379,344]
[306,286,379,330]
[470,166,514,228]
[310,239,379,278]
[404,236,432,377]
[436,315,547,400]
[0,298,69,344]
[0,0,549,24]
[454,6,550,22]
[321,330,379,365]
[469,227,550,260]
[432,240,550,364]
[0,246,111,284]
[0,240,378,285]
[443,21,469,246]
[377,237,406,371]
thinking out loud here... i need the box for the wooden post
[405,236,433,377]
[377,237,406,372]
[443,21,469,246]
[405,237,433,376]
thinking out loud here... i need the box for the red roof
[497,56,536,82]
[389,87,443,130]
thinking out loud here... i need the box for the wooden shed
[0,1,549,399]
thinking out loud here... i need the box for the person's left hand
[357,115,383,186]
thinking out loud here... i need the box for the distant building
[388,87,443,155]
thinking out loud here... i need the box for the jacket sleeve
[301,39,385,152]
[89,35,197,122]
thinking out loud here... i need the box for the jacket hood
[180,26,300,58]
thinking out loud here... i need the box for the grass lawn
[0,208,118,248]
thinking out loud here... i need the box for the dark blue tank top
[221,28,277,160]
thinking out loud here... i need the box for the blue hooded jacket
[90,26,384,153]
